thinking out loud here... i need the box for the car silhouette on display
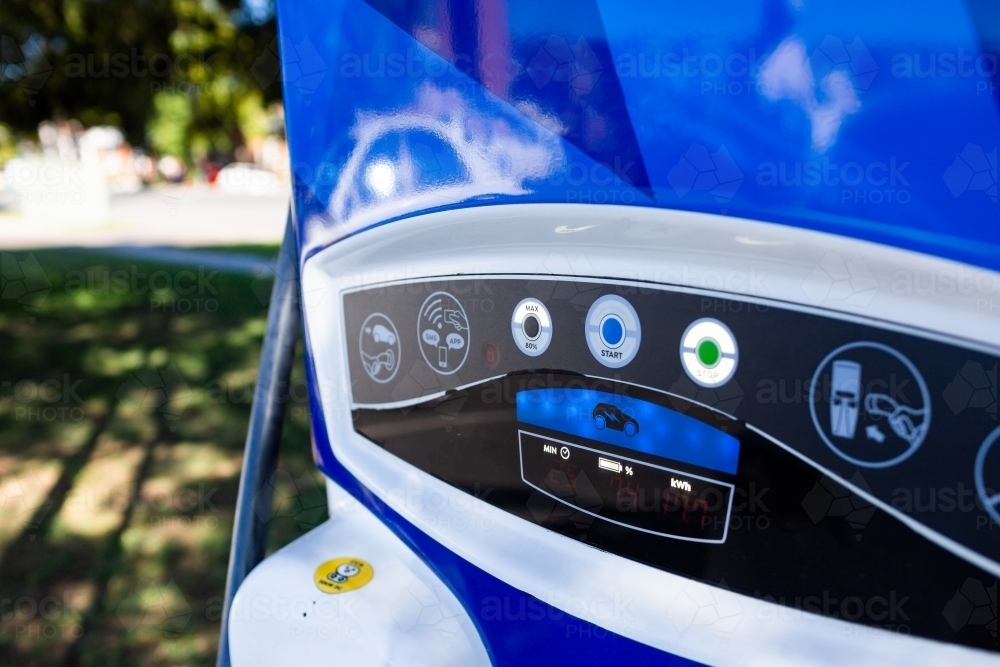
[593,403,639,437]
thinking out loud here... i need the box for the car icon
[593,403,639,437]
[371,324,396,345]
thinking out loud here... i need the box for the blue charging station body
[225,2,1000,665]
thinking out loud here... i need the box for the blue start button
[601,316,624,348]
[586,295,641,368]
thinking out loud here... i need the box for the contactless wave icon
[418,292,469,376]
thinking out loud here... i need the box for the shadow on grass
[0,247,325,667]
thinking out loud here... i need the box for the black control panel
[344,276,1000,653]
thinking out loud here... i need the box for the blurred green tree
[0,0,280,163]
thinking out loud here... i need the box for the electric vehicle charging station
[217,1,1000,665]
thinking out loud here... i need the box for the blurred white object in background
[157,155,187,183]
[1,122,155,226]
[217,163,285,196]
[3,156,110,226]
[79,126,144,195]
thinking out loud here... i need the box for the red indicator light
[482,341,500,367]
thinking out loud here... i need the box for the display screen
[515,388,741,475]
[518,432,734,542]
[516,388,739,542]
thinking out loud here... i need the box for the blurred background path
[1,185,288,249]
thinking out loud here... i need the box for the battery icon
[598,457,623,473]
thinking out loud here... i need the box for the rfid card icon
[585,295,641,368]
[809,342,931,468]
[418,292,470,375]
[359,313,400,383]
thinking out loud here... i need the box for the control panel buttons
[417,291,470,375]
[680,318,738,388]
[808,342,930,468]
[511,298,552,357]
[586,295,641,368]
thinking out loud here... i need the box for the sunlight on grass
[0,463,60,552]
[51,436,145,541]
[0,247,324,667]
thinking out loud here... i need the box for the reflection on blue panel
[362,0,652,191]
[516,388,740,475]
[280,0,1000,271]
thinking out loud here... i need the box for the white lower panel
[228,481,491,667]
[333,427,997,667]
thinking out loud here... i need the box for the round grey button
[511,298,552,357]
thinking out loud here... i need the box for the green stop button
[696,338,721,367]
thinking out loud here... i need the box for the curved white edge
[228,481,491,667]
[300,203,1000,665]
[308,204,1000,352]
[327,428,997,667]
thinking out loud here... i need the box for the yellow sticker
[313,557,374,594]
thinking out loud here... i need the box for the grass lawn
[0,247,326,666]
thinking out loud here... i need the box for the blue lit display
[516,388,740,475]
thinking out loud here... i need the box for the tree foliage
[0,0,280,162]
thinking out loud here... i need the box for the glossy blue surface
[516,387,741,475]
[278,0,999,269]
[280,2,998,662]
